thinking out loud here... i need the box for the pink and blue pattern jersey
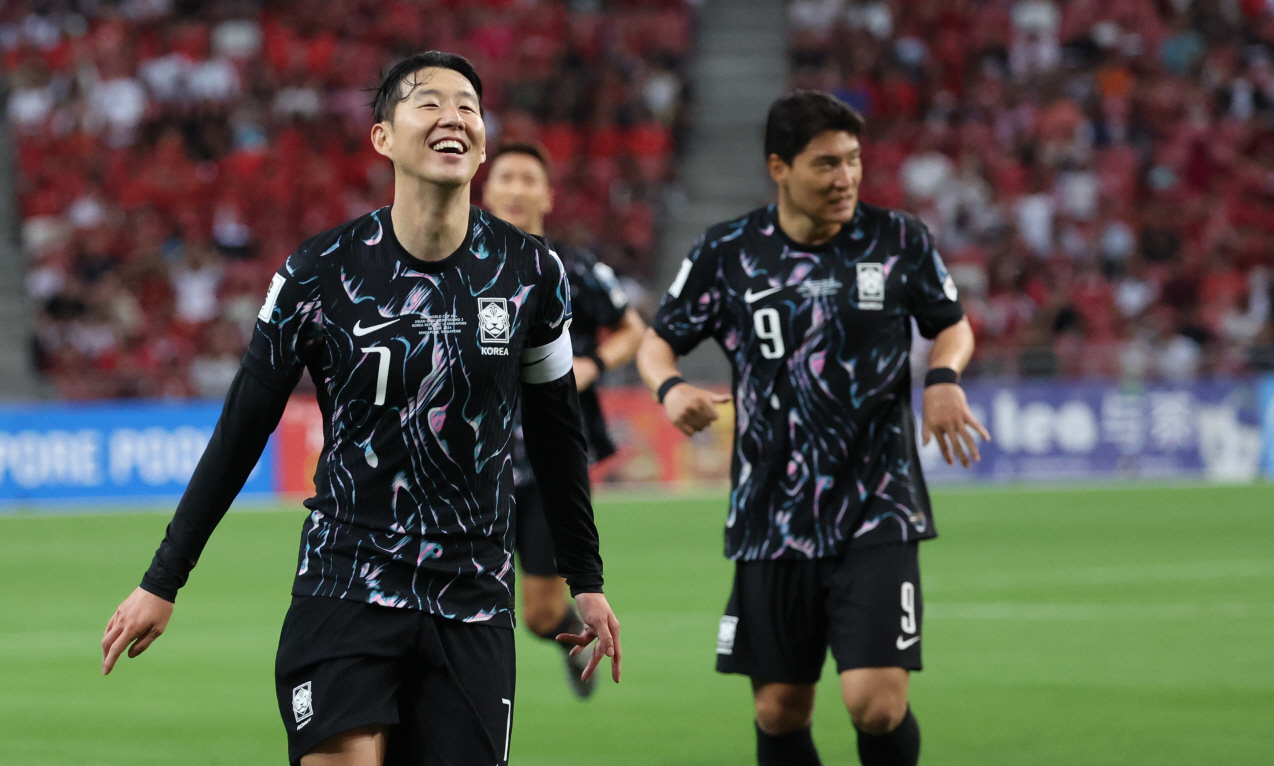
[244,206,575,626]
[652,202,964,561]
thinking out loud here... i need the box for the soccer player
[482,142,646,697]
[101,51,622,766]
[636,90,988,766]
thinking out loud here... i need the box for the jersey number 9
[753,308,785,359]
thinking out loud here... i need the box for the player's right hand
[663,383,731,436]
[101,587,174,675]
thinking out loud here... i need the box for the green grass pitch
[2,484,1272,765]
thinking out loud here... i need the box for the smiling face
[769,129,863,227]
[482,151,552,234]
[370,67,487,189]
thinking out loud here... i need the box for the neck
[776,195,847,247]
[391,177,471,262]
[522,216,546,238]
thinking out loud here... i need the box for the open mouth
[430,138,468,155]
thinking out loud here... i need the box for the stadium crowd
[789,0,1274,380]
[8,0,691,399]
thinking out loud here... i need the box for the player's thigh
[276,597,414,766]
[823,541,923,674]
[300,725,388,766]
[514,482,558,579]
[716,559,828,685]
[388,617,516,766]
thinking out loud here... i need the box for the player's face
[482,153,553,232]
[372,67,487,189]
[770,130,863,226]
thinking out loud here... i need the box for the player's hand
[101,587,174,675]
[922,383,990,468]
[557,592,622,684]
[663,383,731,436]
[573,356,600,391]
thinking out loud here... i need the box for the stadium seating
[787,0,1274,380]
[8,0,692,399]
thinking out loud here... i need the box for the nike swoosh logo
[896,635,920,650]
[352,318,399,337]
[743,286,783,304]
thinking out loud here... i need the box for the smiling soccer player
[101,51,621,766]
[637,90,987,766]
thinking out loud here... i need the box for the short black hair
[764,90,865,165]
[370,51,483,124]
[488,142,552,176]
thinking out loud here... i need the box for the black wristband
[656,375,686,404]
[584,351,606,373]
[924,367,960,387]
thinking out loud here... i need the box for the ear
[543,186,554,216]
[370,122,392,159]
[767,154,789,186]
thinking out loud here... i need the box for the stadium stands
[787,0,1274,380]
[7,0,692,399]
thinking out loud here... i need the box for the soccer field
[1,485,1272,765]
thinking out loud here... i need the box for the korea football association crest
[856,262,886,310]
[292,681,314,729]
[477,297,511,354]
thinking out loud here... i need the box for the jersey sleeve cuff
[566,574,604,596]
[916,304,965,340]
[239,353,301,394]
[138,576,178,604]
[652,323,699,357]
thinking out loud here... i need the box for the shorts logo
[856,263,885,310]
[477,298,511,345]
[292,681,314,729]
[716,615,739,655]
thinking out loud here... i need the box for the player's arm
[923,317,990,468]
[636,330,730,436]
[103,252,321,675]
[901,219,990,469]
[102,367,292,674]
[575,307,646,390]
[520,247,621,683]
[637,234,730,435]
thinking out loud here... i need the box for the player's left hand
[573,356,600,391]
[923,383,990,468]
[557,592,622,684]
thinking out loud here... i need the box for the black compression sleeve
[520,371,605,595]
[139,366,293,602]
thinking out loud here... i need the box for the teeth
[431,139,465,153]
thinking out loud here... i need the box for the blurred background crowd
[790,0,1274,380]
[8,0,1274,399]
[7,0,691,398]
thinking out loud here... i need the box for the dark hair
[370,51,483,124]
[764,90,865,165]
[488,142,552,176]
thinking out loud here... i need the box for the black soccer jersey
[652,203,964,561]
[243,205,579,625]
[511,244,629,486]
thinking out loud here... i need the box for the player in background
[482,142,646,697]
[637,91,988,766]
[102,51,621,766]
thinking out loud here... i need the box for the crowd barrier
[1,377,1271,504]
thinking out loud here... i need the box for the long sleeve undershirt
[520,370,604,595]
[140,365,604,602]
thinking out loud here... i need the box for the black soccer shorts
[514,482,559,578]
[715,541,923,684]
[275,596,516,766]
